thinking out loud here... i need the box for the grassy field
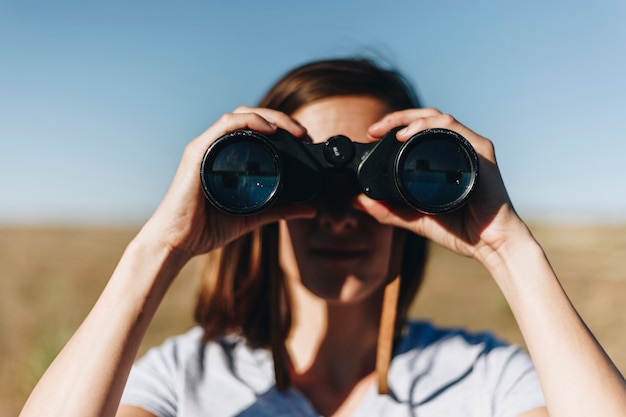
[1,224,625,416]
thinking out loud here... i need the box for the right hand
[138,106,316,262]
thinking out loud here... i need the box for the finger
[368,108,443,138]
[395,113,462,140]
[186,112,280,158]
[353,194,423,231]
[233,106,307,137]
[393,114,495,161]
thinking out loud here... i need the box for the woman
[19,58,626,417]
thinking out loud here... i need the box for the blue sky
[1,0,625,224]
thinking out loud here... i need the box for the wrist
[123,228,191,291]
[133,215,198,264]
[476,224,554,312]
[474,217,545,287]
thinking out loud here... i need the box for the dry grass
[1,224,625,416]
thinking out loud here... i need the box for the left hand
[355,108,528,263]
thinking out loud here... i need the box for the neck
[285,279,384,391]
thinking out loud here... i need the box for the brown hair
[194,57,428,387]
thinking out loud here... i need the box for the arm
[18,109,313,417]
[18,233,186,417]
[359,109,626,417]
[480,217,626,417]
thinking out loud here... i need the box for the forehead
[291,96,389,143]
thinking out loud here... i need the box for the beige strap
[271,334,290,391]
[270,269,290,391]
[376,274,401,394]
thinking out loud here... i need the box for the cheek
[278,219,309,277]
[369,226,396,273]
[279,219,309,254]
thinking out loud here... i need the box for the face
[279,96,397,303]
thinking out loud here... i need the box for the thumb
[354,194,424,230]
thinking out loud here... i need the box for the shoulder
[392,320,532,378]
[121,327,276,416]
[381,321,545,416]
[392,320,516,384]
[396,320,507,352]
[131,326,272,374]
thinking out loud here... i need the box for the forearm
[480,224,626,417]
[19,231,189,417]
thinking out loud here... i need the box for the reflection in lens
[205,141,279,213]
[398,137,474,212]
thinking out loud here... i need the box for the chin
[301,273,386,304]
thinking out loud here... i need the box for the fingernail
[353,194,371,210]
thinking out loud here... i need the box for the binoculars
[200,127,479,215]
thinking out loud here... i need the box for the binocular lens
[202,140,279,213]
[397,135,476,213]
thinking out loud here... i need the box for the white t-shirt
[121,321,545,416]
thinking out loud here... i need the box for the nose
[315,171,360,234]
[317,205,359,234]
